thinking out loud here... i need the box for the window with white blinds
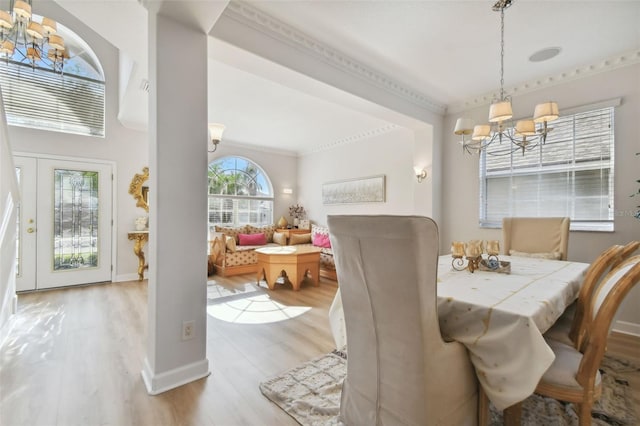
[480,105,615,232]
[0,61,105,137]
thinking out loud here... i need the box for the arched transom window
[208,156,274,227]
[0,15,105,137]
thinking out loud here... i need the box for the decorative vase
[277,216,288,228]
[293,218,300,227]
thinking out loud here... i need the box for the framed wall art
[322,175,385,205]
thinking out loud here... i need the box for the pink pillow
[312,233,332,248]
[238,233,266,246]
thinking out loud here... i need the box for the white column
[141,10,209,394]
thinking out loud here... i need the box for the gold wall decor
[129,167,149,212]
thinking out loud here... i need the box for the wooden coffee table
[255,246,322,290]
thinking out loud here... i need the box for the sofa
[208,224,337,280]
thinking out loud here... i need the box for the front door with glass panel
[15,156,113,291]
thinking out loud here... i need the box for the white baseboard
[141,357,210,395]
[115,273,144,282]
[612,320,640,337]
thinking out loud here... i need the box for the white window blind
[0,61,105,137]
[480,105,615,232]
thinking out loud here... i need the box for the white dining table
[328,254,590,411]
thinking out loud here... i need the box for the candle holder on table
[451,240,509,274]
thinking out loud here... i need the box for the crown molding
[300,124,399,156]
[447,49,640,115]
[215,139,299,157]
[223,1,445,116]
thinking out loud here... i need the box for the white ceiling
[55,0,640,155]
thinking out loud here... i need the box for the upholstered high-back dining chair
[536,255,640,426]
[328,215,478,426]
[502,217,570,260]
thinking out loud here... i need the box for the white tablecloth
[329,255,589,410]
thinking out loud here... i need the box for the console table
[127,231,149,281]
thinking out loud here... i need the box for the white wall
[0,90,19,337]
[441,64,640,334]
[8,2,149,282]
[298,126,419,226]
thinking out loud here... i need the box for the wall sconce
[414,166,427,183]
[283,188,293,194]
[208,123,225,153]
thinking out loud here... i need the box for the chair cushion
[540,339,601,391]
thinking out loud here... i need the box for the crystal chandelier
[0,0,67,73]
[453,0,559,155]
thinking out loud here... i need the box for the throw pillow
[246,224,276,243]
[509,249,562,260]
[238,232,267,246]
[312,233,332,248]
[215,225,247,243]
[225,235,237,253]
[290,233,311,245]
[273,232,287,246]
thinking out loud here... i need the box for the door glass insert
[53,169,99,271]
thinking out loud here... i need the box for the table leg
[256,266,266,285]
[266,267,282,290]
[132,237,147,281]
[503,402,522,426]
[478,386,489,426]
[309,262,319,287]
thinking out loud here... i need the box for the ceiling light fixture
[0,0,67,73]
[453,0,560,155]
[208,123,225,153]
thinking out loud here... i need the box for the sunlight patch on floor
[206,278,312,324]
[207,293,311,324]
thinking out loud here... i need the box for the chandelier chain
[453,0,559,156]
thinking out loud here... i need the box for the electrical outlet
[182,320,195,341]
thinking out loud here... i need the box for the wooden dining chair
[328,215,479,425]
[544,244,623,349]
[611,240,639,268]
[502,217,570,260]
[535,255,640,426]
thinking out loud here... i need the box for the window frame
[207,156,274,228]
[0,17,105,137]
[479,99,619,232]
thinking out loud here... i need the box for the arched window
[208,156,274,227]
[0,16,105,137]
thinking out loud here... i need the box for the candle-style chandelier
[0,0,67,73]
[453,0,560,155]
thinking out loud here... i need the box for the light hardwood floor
[1,275,638,426]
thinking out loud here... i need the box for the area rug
[259,350,639,426]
